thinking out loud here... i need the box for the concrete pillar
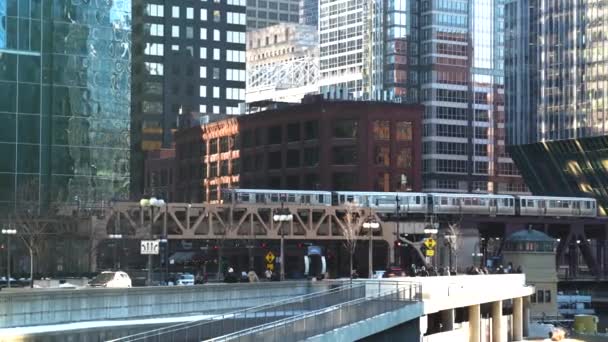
[513,297,523,341]
[523,297,530,337]
[469,304,480,342]
[491,300,502,342]
[440,308,455,331]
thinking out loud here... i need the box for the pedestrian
[264,269,272,281]
[240,271,248,282]
[428,266,438,276]
[224,268,238,283]
[248,270,259,282]
[409,264,417,277]
[418,266,429,277]
[516,266,523,273]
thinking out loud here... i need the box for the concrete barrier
[0,281,332,328]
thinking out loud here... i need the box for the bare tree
[11,209,54,288]
[339,203,363,280]
[445,221,461,271]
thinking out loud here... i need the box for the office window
[227,31,246,44]
[213,48,220,60]
[146,23,164,36]
[200,28,207,39]
[545,290,551,303]
[227,50,245,62]
[213,10,221,22]
[213,106,220,114]
[146,4,164,17]
[200,47,207,59]
[396,148,412,168]
[373,121,390,140]
[396,121,412,141]
[187,7,194,19]
[200,86,207,97]
[228,0,246,5]
[227,12,246,25]
[227,88,245,100]
[374,146,390,166]
[172,25,180,37]
[333,120,358,138]
[537,290,544,303]
[172,6,180,18]
[213,67,220,79]
[214,29,221,41]
[186,26,194,39]
[333,146,357,165]
[200,66,207,78]
[144,43,164,56]
[226,69,246,81]
[145,62,164,76]
[199,105,207,113]
[171,45,179,51]
[213,87,220,98]
[201,9,208,20]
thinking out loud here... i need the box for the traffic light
[394,241,402,248]
[260,242,268,249]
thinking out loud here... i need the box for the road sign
[425,249,435,257]
[266,263,275,271]
[141,240,160,255]
[265,251,275,264]
[424,238,436,250]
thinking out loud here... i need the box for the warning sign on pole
[265,251,275,264]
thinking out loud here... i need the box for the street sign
[265,251,275,263]
[141,240,160,255]
[424,238,436,249]
[266,263,275,271]
[425,249,435,257]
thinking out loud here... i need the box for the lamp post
[108,234,123,270]
[363,218,380,278]
[2,226,17,288]
[140,197,166,286]
[444,233,456,270]
[395,195,400,267]
[273,203,292,281]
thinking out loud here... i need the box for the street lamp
[109,234,123,270]
[363,219,380,278]
[273,207,292,281]
[140,197,166,286]
[2,226,17,288]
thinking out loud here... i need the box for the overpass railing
[210,282,422,342]
[108,283,366,342]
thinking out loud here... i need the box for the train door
[573,201,581,216]
[427,195,434,214]
[489,199,497,216]
[538,200,546,216]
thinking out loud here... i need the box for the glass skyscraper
[0,0,131,211]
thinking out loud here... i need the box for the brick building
[173,99,423,202]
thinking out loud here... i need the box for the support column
[513,297,523,341]
[469,304,480,342]
[491,301,502,342]
[440,308,455,331]
[523,297,530,337]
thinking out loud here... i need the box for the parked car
[176,273,195,286]
[383,266,405,278]
[88,271,132,288]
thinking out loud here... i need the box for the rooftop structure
[246,23,319,105]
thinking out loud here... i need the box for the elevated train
[222,189,598,218]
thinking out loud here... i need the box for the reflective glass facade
[0,0,131,211]
[509,136,608,216]
[506,0,608,144]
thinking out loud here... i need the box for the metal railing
[210,282,422,342]
[108,283,366,342]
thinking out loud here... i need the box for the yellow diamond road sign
[424,238,436,249]
[265,251,275,264]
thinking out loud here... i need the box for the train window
[416,196,421,204]
[464,199,471,206]
[586,201,591,209]
[271,194,279,202]
[347,195,354,203]
[302,195,310,203]
[528,200,534,207]
[520,199,525,207]
[238,194,250,202]
[287,194,296,203]
[441,198,448,205]
[510,199,514,206]
[256,194,265,203]
[318,195,325,204]
[549,200,556,208]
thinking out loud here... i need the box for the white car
[88,271,132,288]
[176,273,195,286]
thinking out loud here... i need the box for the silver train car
[517,196,596,217]
[430,193,515,216]
[222,189,332,206]
[223,189,598,218]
